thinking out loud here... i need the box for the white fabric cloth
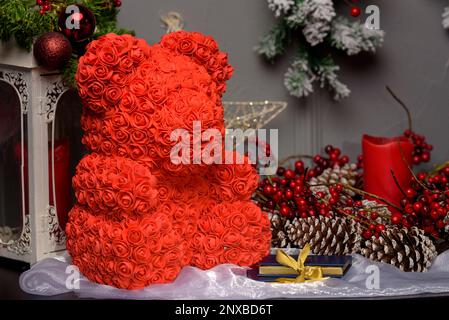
[19,251,449,299]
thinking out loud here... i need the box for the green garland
[0,0,134,89]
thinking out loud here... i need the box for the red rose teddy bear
[65,31,271,290]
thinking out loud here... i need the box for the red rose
[230,213,248,230]
[87,81,105,99]
[118,57,134,73]
[93,65,112,81]
[222,230,241,246]
[204,235,221,253]
[238,251,255,266]
[129,78,147,96]
[223,248,240,264]
[118,92,138,113]
[129,145,147,160]
[147,237,163,253]
[112,129,130,144]
[130,48,146,65]
[100,241,113,256]
[132,245,151,263]
[149,270,165,284]
[215,166,234,183]
[231,178,250,197]
[98,45,119,66]
[130,113,151,129]
[77,65,92,83]
[116,146,128,158]
[162,231,178,248]
[131,129,150,145]
[112,240,131,258]
[152,254,167,269]
[177,36,197,55]
[194,45,211,63]
[105,86,123,104]
[148,86,167,105]
[124,226,145,245]
[203,254,220,269]
[133,264,151,284]
[111,72,128,87]
[116,260,134,279]
[117,191,135,210]
[163,265,181,282]
[100,140,115,155]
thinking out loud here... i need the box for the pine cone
[310,163,359,199]
[286,216,362,255]
[361,226,437,272]
[269,211,292,248]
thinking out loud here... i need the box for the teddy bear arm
[72,153,158,215]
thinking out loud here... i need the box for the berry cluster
[338,202,388,239]
[403,130,433,165]
[36,0,51,15]
[258,163,345,219]
[397,166,449,238]
[308,145,350,178]
[255,145,354,220]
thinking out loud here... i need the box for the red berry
[376,224,386,232]
[412,202,423,212]
[43,3,50,10]
[276,167,285,176]
[442,167,449,177]
[404,130,412,137]
[114,0,122,7]
[324,145,334,154]
[421,152,430,163]
[263,185,273,196]
[280,179,288,186]
[417,172,427,180]
[370,212,379,220]
[412,156,421,165]
[39,8,45,14]
[313,155,322,164]
[437,220,445,229]
[369,224,376,231]
[402,217,412,228]
[391,213,402,224]
[339,155,349,165]
[280,206,290,217]
[405,188,416,199]
[362,230,373,239]
[430,210,439,220]
[285,189,293,199]
[284,169,295,179]
[404,204,414,214]
[294,160,304,173]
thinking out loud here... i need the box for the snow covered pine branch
[256,0,385,100]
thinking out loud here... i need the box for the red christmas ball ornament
[58,4,96,43]
[33,32,72,71]
[350,6,361,17]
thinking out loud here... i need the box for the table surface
[2,257,449,300]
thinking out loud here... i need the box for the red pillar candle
[362,135,414,210]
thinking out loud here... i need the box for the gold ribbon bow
[275,244,327,283]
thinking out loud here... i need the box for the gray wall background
[117,0,449,166]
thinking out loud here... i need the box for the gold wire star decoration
[223,101,287,130]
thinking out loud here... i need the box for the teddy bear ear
[160,31,234,96]
[75,33,151,113]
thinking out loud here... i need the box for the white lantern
[0,41,83,264]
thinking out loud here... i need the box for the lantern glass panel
[48,90,85,231]
[0,80,25,243]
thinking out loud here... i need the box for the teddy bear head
[75,31,234,172]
